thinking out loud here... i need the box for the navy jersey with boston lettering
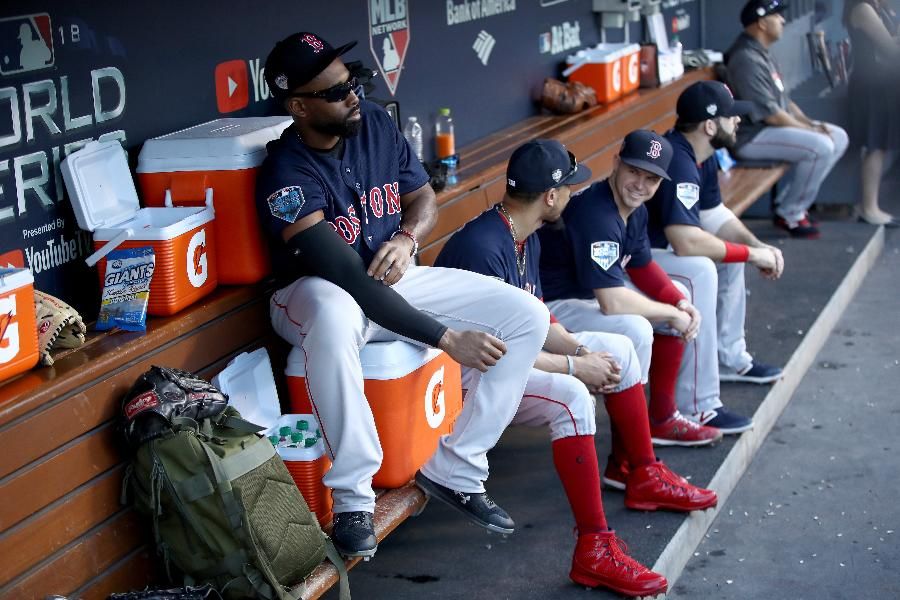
[539,180,652,301]
[256,99,429,282]
[646,130,722,248]
[435,207,542,298]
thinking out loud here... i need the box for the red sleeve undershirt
[625,260,685,306]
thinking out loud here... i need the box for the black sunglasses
[554,151,579,186]
[291,77,359,103]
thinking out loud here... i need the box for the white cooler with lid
[61,140,217,316]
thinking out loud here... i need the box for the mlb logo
[590,241,620,271]
[0,14,54,76]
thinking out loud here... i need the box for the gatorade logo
[612,60,622,92]
[627,52,639,86]
[186,229,209,288]
[0,296,19,364]
[215,59,249,113]
[424,365,446,429]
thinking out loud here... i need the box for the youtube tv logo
[215,60,249,113]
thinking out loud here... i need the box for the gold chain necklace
[497,203,526,278]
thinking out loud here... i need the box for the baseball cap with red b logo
[264,32,357,100]
[618,130,674,181]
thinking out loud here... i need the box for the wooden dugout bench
[0,65,787,600]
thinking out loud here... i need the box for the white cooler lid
[136,117,292,173]
[286,340,440,380]
[61,140,141,232]
[213,348,282,430]
[0,267,34,293]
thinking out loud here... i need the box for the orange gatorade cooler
[136,117,292,284]
[286,340,464,489]
[61,140,218,317]
[619,44,642,96]
[564,44,626,104]
[0,268,39,382]
[212,349,333,527]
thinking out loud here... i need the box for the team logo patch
[124,391,160,420]
[274,74,288,90]
[647,140,663,159]
[676,182,700,209]
[301,34,324,52]
[706,103,718,116]
[590,241,620,271]
[551,169,563,183]
[368,0,410,96]
[267,186,305,223]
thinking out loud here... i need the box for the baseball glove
[34,290,86,366]
[121,366,229,449]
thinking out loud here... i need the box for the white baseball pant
[510,331,642,441]
[649,251,722,416]
[270,265,549,514]
[547,254,723,417]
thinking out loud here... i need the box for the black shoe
[415,472,515,534]
[331,511,377,558]
[720,362,783,384]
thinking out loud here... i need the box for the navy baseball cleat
[720,362,783,384]
[331,511,377,558]
[686,406,754,435]
[415,472,515,534]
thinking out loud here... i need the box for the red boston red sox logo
[302,34,325,52]
[647,140,663,159]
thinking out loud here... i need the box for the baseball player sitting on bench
[538,130,751,446]
[257,32,549,559]
[646,81,784,398]
[436,139,718,597]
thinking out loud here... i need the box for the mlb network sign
[215,57,270,113]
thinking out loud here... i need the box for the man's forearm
[594,286,680,323]
[399,185,438,241]
[764,108,811,130]
[715,218,765,247]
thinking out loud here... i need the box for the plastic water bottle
[403,116,424,162]
[435,108,458,186]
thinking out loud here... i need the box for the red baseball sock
[552,435,608,533]
[604,383,655,468]
[649,334,685,424]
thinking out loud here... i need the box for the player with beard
[257,32,550,558]
[646,81,785,402]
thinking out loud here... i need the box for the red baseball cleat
[602,455,629,491]
[650,411,723,447]
[570,531,668,597]
[625,461,718,512]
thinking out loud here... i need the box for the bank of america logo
[473,31,495,66]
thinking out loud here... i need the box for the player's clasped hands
[367,236,416,286]
[438,329,508,373]
[574,351,622,394]
[672,299,702,342]
[749,245,784,280]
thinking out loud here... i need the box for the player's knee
[553,379,597,437]
[508,288,551,341]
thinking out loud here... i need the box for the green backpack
[121,366,350,600]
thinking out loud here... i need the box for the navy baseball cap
[677,81,755,123]
[618,130,673,181]
[741,0,789,27]
[265,32,357,99]
[506,139,592,193]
